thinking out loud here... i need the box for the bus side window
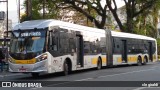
[49,30,58,51]
[49,31,53,50]
[69,38,75,53]
[53,37,58,51]
[52,31,59,51]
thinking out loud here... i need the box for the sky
[0,0,124,27]
[0,0,24,26]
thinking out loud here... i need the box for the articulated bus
[8,19,157,77]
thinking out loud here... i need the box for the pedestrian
[0,48,5,72]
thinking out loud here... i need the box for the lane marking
[133,87,160,90]
[132,87,146,90]
[76,68,156,81]
[151,66,160,68]
[29,68,156,90]
[0,75,3,78]
[0,73,23,78]
[4,73,22,77]
[75,78,93,81]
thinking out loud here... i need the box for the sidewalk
[0,62,8,71]
[0,63,13,77]
[0,71,10,77]
[0,64,24,77]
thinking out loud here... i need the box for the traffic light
[0,11,5,20]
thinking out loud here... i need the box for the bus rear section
[111,31,157,66]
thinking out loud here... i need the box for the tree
[60,0,109,29]
[106,0,159,33]
[21,0,61,22]
[21,0,160,35]
[134,0,160,37]
[58,7,94,27]
[60,0,159,33]
[150,0,160,38]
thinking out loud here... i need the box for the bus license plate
[19,68,27,72]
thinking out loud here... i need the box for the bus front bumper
[8,61,48,73]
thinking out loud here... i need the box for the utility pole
[26,0,32,20]
[18,0,20,23]
[6,0,8,36]
[43,0,45,19]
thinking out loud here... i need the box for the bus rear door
[148,42,153,61]
[122,40,127,63]
[76,34,84,67]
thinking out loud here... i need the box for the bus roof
[13,19,155,41]
[13,19,104,33]
[111,31,156,41]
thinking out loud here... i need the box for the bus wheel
[137,57,142,66]
[143,57,147,65]
[31,73,39,77]
[63,61,69,76]
[97,58,102,70]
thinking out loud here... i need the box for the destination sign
[13,30,46,37]
[21,32,41,37]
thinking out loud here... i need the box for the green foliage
[61,0,109,29]
[20,11,42,22]
[156,38,160,55]
[21,0,160,37]
[21,0,60,22]
[114,0,160,36]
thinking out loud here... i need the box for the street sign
[0,11,5,20]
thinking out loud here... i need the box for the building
[0,12,12,38]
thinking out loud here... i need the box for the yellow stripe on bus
[92,57,107,65]
[13,58,36,64]
[117,57,122,63]
[153,54,157,62]
[102,57,107,64]
[128,56,137,62]
[92,58,97,64]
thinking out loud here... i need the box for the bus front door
[122,40,127,63]
[76,35,84,67]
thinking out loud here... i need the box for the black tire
[63,61,69,76]
[97,58,102,70]
[137,57,142,66]
[31,73,39,77]
[143,57,147,65]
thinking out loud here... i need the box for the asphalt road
[1,61,160,90]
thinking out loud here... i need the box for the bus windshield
[10,37,45,53]
[9,29,46,60]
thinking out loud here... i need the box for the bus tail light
[36,54,47,62]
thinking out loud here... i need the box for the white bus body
[8,19,157,77]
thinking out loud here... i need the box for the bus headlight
[8,58,16,63]
[36,54,47,62]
